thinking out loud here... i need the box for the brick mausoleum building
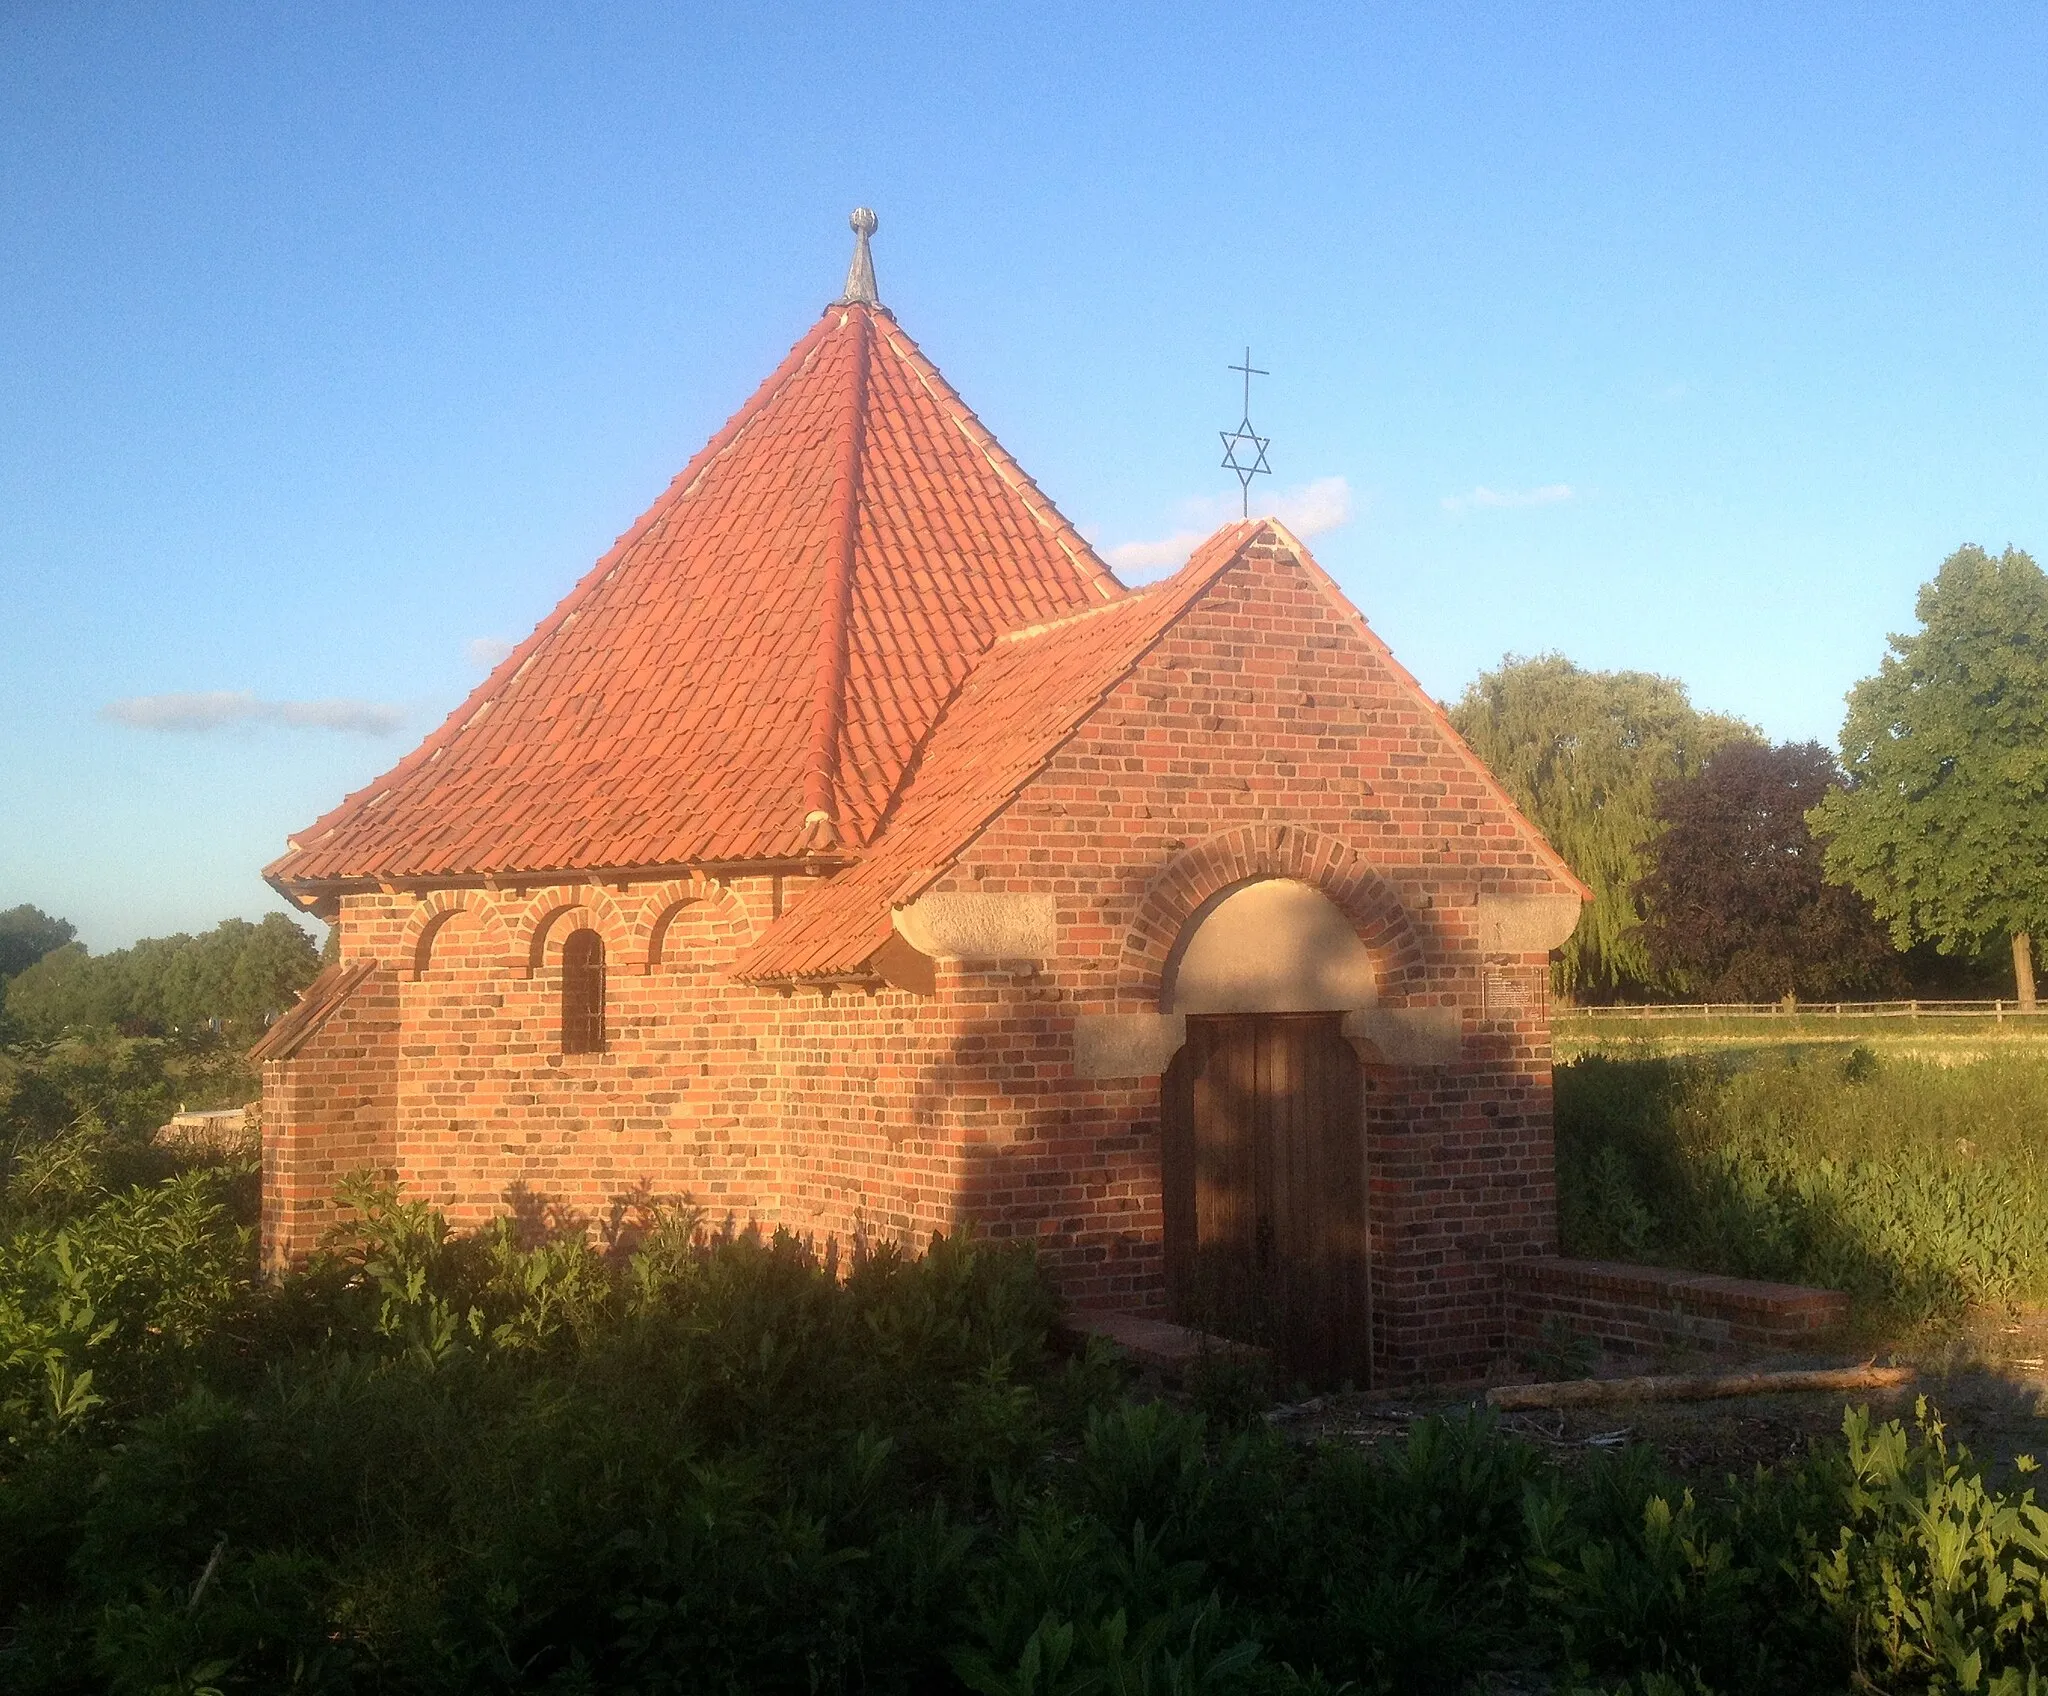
[254,213,1588,1383]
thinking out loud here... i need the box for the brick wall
[1509,1257,1850,1355]
[263,537,1575,1379]
[260,967,399,1270]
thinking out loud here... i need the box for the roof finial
[1219,348,1271,519]
[837,207,880,307]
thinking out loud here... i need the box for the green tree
[1450,654,1758,998]
[1810,544,2048,1009]
[0,906,75,979]
[4,914,320,1038]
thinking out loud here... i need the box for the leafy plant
[1818,1401,2048,1691]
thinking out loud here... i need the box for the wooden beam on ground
[1486,1364,1916,1411]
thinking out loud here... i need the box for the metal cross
[1219,348,1271,518]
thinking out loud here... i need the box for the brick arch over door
[1116,825,1426,1008]
[402,891,515,980]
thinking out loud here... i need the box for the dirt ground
[1262,1307,2048,1487]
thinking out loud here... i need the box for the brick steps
[1511,1256,1848,1354]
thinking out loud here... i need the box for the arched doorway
[1159,879,1373,1384]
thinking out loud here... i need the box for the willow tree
[1809,545,2048,1010]
[1450,654,1758,998]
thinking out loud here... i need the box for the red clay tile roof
[267,303,1120,895]
[247,959,377,1063]
[732,523,1262,982]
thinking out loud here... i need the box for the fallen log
[1486,1364,1916,1411]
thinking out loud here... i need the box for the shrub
[1818,1401,2048,1691]
[14,1020,2048,1690]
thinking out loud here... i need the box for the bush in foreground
[11,1050,2048,1689]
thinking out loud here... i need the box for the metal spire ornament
[1219,348,1271,518]
[836,207,880,307]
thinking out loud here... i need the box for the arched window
[562,929,606,1054]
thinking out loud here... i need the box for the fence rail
[1558,1000,2047,1020]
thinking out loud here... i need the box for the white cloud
[1269,474,1353,536]
[1107,530,1207,573]
[102,692,405,736]
[1440,483,1575,513]
[1105,476,1355,581]
[466,636,516,670]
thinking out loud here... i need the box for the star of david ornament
[1219,348,1271,517]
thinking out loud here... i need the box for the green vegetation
[0,1043,2046,1689]
[1447,544,2048,1009]
[0,907,76,981]
[1556,1044,2048,1328]
[2,914,321,1042]
[1812,544,2048,1010]
[1448,653,1757,998]
[1636,741,1901,1003]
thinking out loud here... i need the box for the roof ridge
[1263,519,1592,900]
[874,320,1122,604]
[737,522,1266,980]
[801,307,873,849]
[998,589,1155,645]
[864,524,1252,841]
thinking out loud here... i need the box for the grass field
[1556,1006,2048,1064]
[1554,1013,2048,1332]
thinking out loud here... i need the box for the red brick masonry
[258,264,1600,1386]
[260,535,1587,1383]
[1510,1256,1848,1353]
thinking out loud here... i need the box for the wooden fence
[1558,1000,2046,1020]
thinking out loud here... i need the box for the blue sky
[6,3,2047,949]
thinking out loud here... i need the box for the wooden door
[1163,1013,1368,1384]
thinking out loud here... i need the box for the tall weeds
[1556,1048,2048,1324]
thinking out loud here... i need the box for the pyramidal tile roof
[268,274,1120,896]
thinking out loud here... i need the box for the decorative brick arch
[507,884,635,977]
[641,877,756,975]
[1116,825,1425,1007]
[401,890,514,980]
